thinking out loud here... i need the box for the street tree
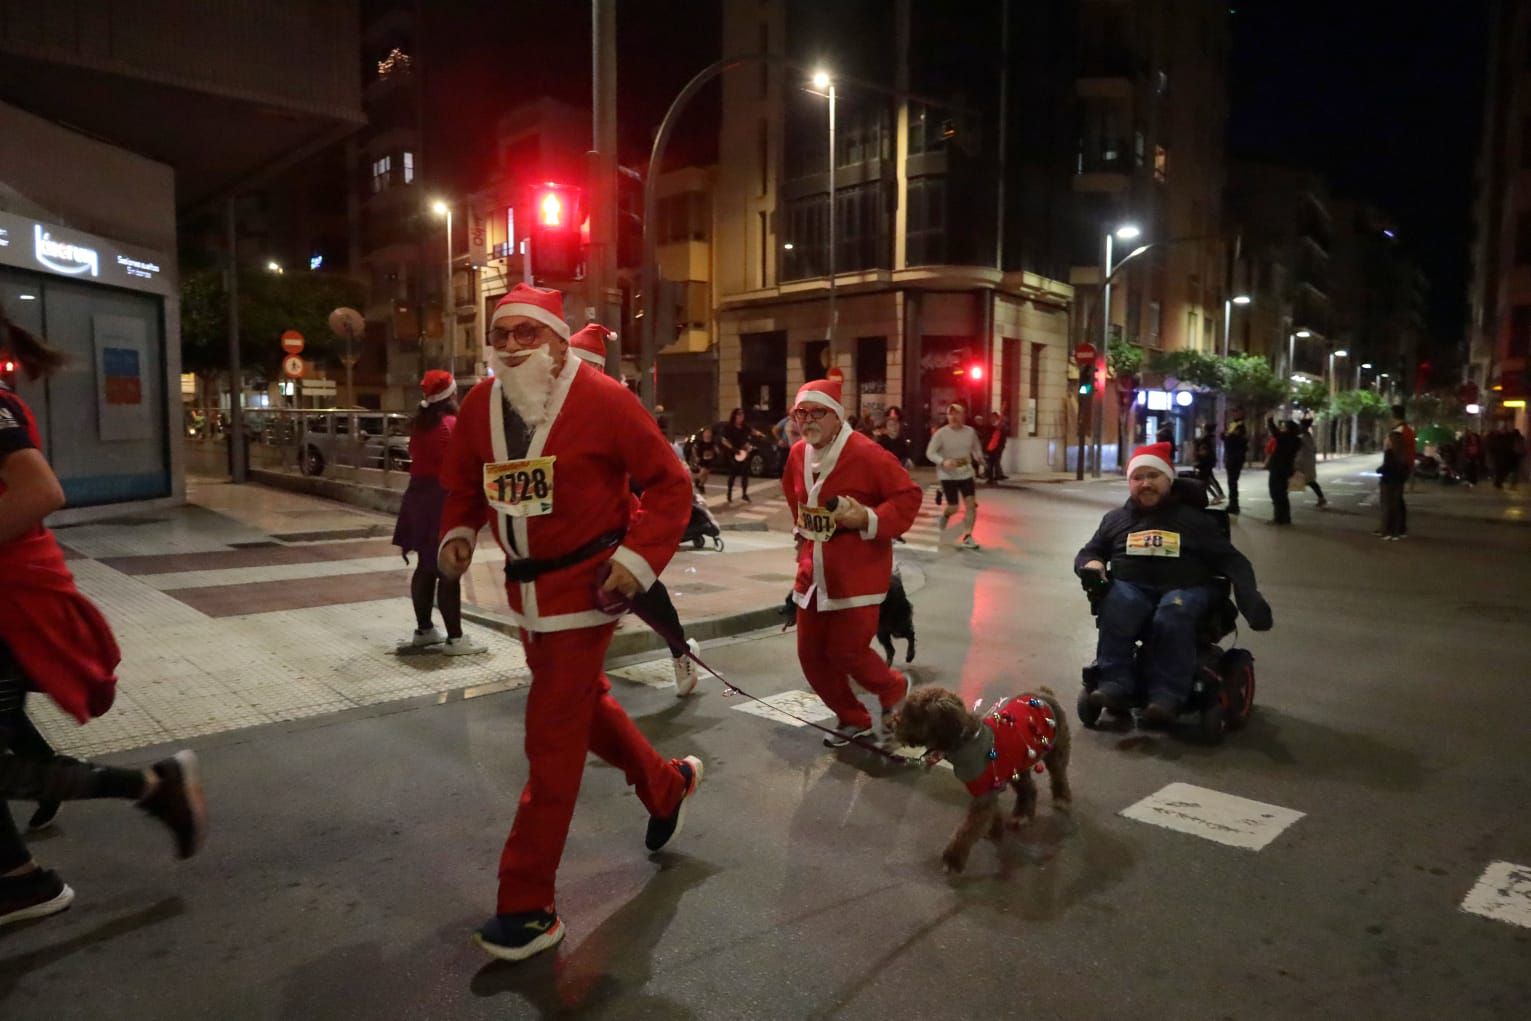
[180,267,366,392]
[1108,339,1145,463]
[1221,354,1289,420]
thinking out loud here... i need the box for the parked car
[300,411,411,476]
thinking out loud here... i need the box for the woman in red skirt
[393,371,484,655]
[0,310,206,930]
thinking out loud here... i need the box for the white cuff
[439,526,477,558]
[860,507,880,540]
[609,545,658,592]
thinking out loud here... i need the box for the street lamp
[808,70,837,346]
[1091,222,1141,476]
[431,199,454,378]
[265,260,283,274]
[1326,349,1349,458]
[1349,362,1374,454]
[1216,293,1252,442]
[1283,329,1312,417]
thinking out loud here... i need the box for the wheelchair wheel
[1077,688,1103,729]
[1197,699,1226,745]
[1218,649,1256,730]
[711,535,725,552]
[692,535,705,549]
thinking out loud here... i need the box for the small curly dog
[892,686,1072,874]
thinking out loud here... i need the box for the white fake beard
[495,344,556,426]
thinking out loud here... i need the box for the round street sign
[281,329,305,355]
[826,366,844,383]
[282,355,305,378]
[1074,342,1097,364]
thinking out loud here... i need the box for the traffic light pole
[591,0,621,378]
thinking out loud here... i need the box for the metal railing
[184,408,418,490]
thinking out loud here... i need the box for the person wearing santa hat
[392,370,485,655]
[436,283,700,962]
[784,377,923,746]
[1074,441,1273,723]
[566,321,704,696]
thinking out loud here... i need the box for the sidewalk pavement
[33,478,798,760]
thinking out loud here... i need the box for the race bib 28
[1125,529,1181,557]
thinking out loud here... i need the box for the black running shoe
[474,909,565,962]
[0,868,74,929]
[138,750,207,859]
[27,800,61,833]
[645,756,703,852]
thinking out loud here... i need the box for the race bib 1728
[484,456,556,517]
[797,505,837,543]
[1125,529,1181,557]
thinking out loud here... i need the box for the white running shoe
[958,534,981,550]
[673,639,700,697]
[395,627,446,652]
[440,635,488,656]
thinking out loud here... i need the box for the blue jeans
[1094,580,1215,707]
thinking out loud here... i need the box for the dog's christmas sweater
[951,695,1058,798]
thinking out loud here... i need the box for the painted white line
[730,688,837,728]
[608,658,679,690]
[1120,782,1304,851]
[1461,861,1531,930]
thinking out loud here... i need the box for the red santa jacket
[438,355,691,633]
[963,695,1058,798]
[0,383,119,723]
[784,425,922,611]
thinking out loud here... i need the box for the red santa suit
[783,379,922,731]
[438,284,694,915]
[0,381,119,723]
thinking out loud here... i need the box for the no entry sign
[281,330,305,355]
[1074,342,1097,364]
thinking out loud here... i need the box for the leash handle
[593,561,632,616]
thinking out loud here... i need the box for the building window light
[403,151,415,184]
[377,48,413,79]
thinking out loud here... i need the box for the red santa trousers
[497,621,687,915]
[795,595,906,730]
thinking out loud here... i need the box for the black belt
[503,529,625,583]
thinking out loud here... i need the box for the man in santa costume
[437,284,700,962]
[784,378,923,746]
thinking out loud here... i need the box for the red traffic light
[1,359,14,375]
[537,188,564,228]
[968,364,984,382]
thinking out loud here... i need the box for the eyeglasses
[791,407,833,422]
[487,322,547,349]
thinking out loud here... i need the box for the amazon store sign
[0,211,171,296]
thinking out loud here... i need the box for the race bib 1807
[484,456,556,517]
[797,505,837,543]
[1125,529,1181,557]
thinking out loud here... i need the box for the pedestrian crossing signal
[1078,358,1096,396]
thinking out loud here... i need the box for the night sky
[424,1,1488,355]
[1229,0,1490,354]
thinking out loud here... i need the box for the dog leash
[597,566,913,763]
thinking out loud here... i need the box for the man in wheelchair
[1074,442,1273,725]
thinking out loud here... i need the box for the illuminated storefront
[0,210,175,509]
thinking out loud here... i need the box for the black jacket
[1222,422,1250,464]
[1266,420,1300,475]
[1075,495,1272,628]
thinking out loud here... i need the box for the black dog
[779,570,916,667]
